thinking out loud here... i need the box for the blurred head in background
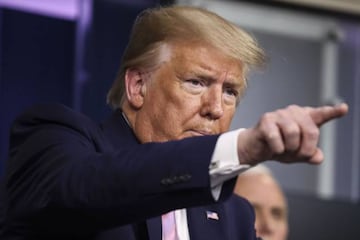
[234,165,289,240]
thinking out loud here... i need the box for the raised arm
[237,103,348,165]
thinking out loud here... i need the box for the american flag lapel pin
[206,210,219,220]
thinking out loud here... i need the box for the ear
[124,68,147,109]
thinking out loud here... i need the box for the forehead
[165,42,245,83]
[238,174,287,207]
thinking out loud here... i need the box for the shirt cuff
[209,128,251,200]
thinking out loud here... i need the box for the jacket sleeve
[4,104,236,234]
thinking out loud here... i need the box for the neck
[121,102,137,130]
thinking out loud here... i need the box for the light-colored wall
[231,29,322,195]
[177,0,359,202]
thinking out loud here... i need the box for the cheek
[146,85,199,125]
[279,222,289,236]
[164,89,203,117]
[155,81,190,108]
[271,219,288,238]
[219,110,236,130]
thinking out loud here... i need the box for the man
[235,165,288,240]
[0,5,348,240]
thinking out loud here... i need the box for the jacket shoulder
[13,103,96,130]
[9,103,106,153]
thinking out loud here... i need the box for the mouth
[188,129,214,136]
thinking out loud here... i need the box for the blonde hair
[107,5,266,109]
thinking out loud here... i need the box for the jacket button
[179,174,191,182]
[161,178,173,185]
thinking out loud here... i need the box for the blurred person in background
[235,165,288,240]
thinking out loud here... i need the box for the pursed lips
[189,129,214,136]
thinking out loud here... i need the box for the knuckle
[286,104,300,111]
[285,124,300,137]
[259,123,270,135]
[299,151,314,160]
[265,131,277,141]
[261,112,275,123]
[274,146,285,155]
[307,128,320,139]
[299,145,317,158]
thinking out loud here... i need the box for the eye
[182,78,206,94]
[224,87,238,97]
[187,79,204,87]
[271,208,286,221]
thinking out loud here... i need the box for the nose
[256,211,274,238]
[258,221,272,237]
[200,85,224,120]
[255,211,274,238]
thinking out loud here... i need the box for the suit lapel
[186,205,227,240]
[147,216,162,240]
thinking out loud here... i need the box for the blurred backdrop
[0,0,359,239]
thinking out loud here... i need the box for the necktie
[162,211,178,240]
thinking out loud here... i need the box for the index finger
[308,103,349,126]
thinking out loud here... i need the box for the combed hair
[107,5,266,109]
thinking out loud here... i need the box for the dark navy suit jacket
[0,104,258,239]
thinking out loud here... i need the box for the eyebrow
[192,72,244,89]
[271,207,287,214]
